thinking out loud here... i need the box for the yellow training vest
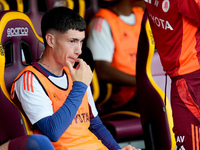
[11,65,108,150]
[95,8,144,107]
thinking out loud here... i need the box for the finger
[75,58,82,63]
[75,63,80,70]
[76,58,84,66]
[126,145,132,149]
[76,58,89,70]
[66,61,74,72]
[75,58,83,69]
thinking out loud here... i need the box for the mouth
[68,57,77,64]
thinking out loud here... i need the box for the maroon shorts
[171,69,200,150]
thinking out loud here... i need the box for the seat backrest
[46,0,86,18]
[22,0,85,37]
[0,0,9,11]
[0,10,44,145]
[23,0,47,37]
[3,0,23,12]
[136,10,175,150]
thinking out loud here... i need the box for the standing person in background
[144,0,200,149]
[87,0,144,114]
[10,6,140,150]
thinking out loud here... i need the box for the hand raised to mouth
[66,58,93,86]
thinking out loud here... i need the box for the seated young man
[10,7,140,150]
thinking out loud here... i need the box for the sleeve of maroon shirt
[178,0,200,27]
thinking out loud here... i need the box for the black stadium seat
[136,10,176,150]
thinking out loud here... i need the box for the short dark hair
[41,7,86,47]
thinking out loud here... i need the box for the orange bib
[95,8,144,107]
[11,66,108,150]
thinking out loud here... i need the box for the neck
[38,57,63,76]
[110,0,133,16]
[38,61,50,68]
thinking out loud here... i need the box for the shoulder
[14,70,45,95]
[88,16,110,34]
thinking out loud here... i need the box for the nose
[75,42,82,56]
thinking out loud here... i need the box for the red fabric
[178,0,200,27]
[171,69,200,149]
[176,78,200,122]
[8,135,28,150]
[144,0,200,77]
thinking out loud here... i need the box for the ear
[45,33,54,48]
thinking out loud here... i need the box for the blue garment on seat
[27,134,55,150]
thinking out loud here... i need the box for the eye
[70,40,75,43]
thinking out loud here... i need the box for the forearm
[89,116,121,150]
[95,61,136,86]
[36,81,87,142]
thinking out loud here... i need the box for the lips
[68,57,77,64]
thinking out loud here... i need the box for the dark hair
[41,7,86,47]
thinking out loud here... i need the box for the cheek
[56,42,73,61]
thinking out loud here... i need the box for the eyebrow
[69,37,85,42]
